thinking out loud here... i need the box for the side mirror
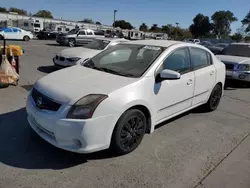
[157,69,181,82]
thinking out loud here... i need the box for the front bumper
[226,70,250,82]
[26,93,119,153]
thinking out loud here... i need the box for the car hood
[216,55,250,65]
[34,66,137,105]
[57,47,102,59]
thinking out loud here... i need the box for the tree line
[0,7,103,25]
[0,7,53,18]
[0,6,249,41]
[137,10,250,41]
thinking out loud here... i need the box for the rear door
[76,30,86,45]
[190,47,216,106]
[85,30,95,45]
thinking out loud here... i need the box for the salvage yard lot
[0,40,250,188]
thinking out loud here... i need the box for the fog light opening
[239,74,246,79]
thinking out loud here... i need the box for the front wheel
[23,36,30,41]
[68,39,76,47]
[110,109,147,155]
[203,84,222,112]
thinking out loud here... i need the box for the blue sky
[2,0,249,32]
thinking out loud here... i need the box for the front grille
[59,56,65,61]
[32,88,61,111]
[225,63,235,70]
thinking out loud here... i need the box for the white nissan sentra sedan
[26,40,226,155]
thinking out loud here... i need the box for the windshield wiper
[101,68,134,77]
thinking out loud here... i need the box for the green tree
[211,10,238,39]
[241,11,250,33]
[96,21,101,25]
[245,35,250,42]
[161,25,171,34]
[0,7,8,13]
[149,24,161,32]
[33,10,53,19]
[113,20,133,30]
[8,7,27,15]
[231,33,243,42]
[139,23,148,32]
[189,13,213,38]
[79,18,94,24]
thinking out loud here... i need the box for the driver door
[154,47,195,122]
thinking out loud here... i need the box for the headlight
[67,57,81,62]
[237,64,249,71]
[66,94,108,119]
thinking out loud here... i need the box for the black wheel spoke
[135,128,143,135]
[121,135,131,148]
[121,130,129,137]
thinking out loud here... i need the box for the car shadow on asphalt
[45,43,64,47]
[0,107,118,170]
[37,66,58,74]
[224,80,250,90]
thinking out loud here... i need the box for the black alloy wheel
[111,109,146,155]
[203,84,222,112]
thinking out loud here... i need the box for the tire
[110,109,147,155]
[203,84,222,112]
[23,36,30,41]
[68,39,76,47]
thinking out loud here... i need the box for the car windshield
[84,39,111,50]
[83,44,164,78]
[68,29,79,34]
[219,44,250,57]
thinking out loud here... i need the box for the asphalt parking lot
[0,40,250,188]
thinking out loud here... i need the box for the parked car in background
[186,38,200,44]
[53,38,128,68]
[0,27,33,41]
[207,43,229,55]
[56,28,105,47]
[27,40,225,155]
[217,43,250,82]
[200,41,213,48]
[37,29,58,40]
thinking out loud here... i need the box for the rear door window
[87,31,93,35]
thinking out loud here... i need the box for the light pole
[175,22,179,40]
[113,9,117,30]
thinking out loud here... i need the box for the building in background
[0,12,113,34]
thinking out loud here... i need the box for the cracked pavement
[0,40,250,188]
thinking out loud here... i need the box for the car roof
[125,40,184,47]
[95,37,128,42]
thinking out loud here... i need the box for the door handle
[210,71,215,76]
[187,79,193,85]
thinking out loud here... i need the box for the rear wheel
[110,109,146,155]
[68,39,76,47]
[23,36,30,41]
[203,84,222,112]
